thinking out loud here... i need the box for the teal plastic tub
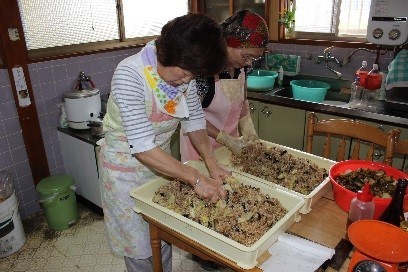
[290,80,330,102]
[247,70,278,91]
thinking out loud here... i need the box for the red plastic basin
[329,160,408,219]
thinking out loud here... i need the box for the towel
[386,50,408,90]
[267,53,301,76]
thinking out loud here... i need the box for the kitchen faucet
[316,46,342,78]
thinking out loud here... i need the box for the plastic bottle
[364,63,382,90]
[379,179,408,227]
[346,183,375,239]
[349,76,363,109]
[362,64,382,111]
[278,66,284,86]
[356,61,369,87]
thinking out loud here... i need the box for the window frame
[2,0,383,67]
[274,0,379,49]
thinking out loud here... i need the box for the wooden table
[143,189,350,272]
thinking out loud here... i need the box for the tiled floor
[0,204,230,272]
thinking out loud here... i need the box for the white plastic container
[0,192,26,258]
[278,66,284,86]
[63,88,101,130]
[131,160,305,269]
[213,140,335,214]
[347,183,375,231]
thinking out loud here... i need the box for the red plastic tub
[329,160,408,219]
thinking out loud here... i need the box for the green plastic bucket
[36,175,79,231]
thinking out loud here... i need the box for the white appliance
[64,88,101,130]
[367,0,408,46]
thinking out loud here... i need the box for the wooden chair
[394,139,408,173]
[306,112,401,165]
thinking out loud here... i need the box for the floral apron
[180,70,245,162]
[100,93,179,259]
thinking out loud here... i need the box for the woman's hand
[193,174,227,203]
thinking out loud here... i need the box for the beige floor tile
[1,204,277,272]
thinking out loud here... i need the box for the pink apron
[180,69,245,162]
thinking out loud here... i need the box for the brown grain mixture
[152,176,287,246]
[231,142,328,195]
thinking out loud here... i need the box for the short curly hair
[156,13,227,77]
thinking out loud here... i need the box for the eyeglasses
[240,51,263,63]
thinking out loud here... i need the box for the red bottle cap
[357,183,373,202]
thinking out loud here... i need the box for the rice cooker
[64,88,101,130]
[367,0,408,46]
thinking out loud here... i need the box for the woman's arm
[135,147,226,202]
[187,129,231,181]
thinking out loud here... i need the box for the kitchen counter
[248,89,408,128]
[57,127,101,146]
[58,88,408,146]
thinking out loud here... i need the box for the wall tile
[40,82,57,100]
[0,101,18,119]
[3,117,21,135]
[0,151,13,170]
[7,132,25,150]
[28,64,40,86]
[53,65,68,82]
[0,69,10,86]
[13,161,32,180]
[0,136,10,154]
[37,66,54,84]
[11,146,29,164]
[0,85,14,104]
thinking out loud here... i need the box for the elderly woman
[180,10,269,162]
[99,14,229,272]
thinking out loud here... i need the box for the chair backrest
[394,139,408,173]
[306,112,401,165]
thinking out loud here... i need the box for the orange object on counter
[347,220,408,272]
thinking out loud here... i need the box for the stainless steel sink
[272,87,351,105]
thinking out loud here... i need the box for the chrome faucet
[252,50,270,70]
[316,46,343,78]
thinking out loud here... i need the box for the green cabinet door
[248,99,260,133]
[258,103,306,150]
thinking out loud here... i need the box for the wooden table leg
[149,223,163,272]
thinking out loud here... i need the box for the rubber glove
[216,130,247,156]
[239,115,259,142]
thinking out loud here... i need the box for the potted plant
[278,0,296,39]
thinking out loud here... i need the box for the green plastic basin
[247,70,278,92]
[290,80,330,102]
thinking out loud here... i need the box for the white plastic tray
[131,160,305,270]
[213,140,335,214]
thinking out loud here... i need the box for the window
[294,0,371,40]
[203,0,266,23]
[122,0,188,38]
[17,0,188,58]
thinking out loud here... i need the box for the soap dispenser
[278,66,284,86]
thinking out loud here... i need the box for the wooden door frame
[0,0,50,184]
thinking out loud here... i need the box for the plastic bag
[0,170,15,202]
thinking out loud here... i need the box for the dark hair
[156,13,227,77]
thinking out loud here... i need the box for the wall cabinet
[58,132,102,208]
